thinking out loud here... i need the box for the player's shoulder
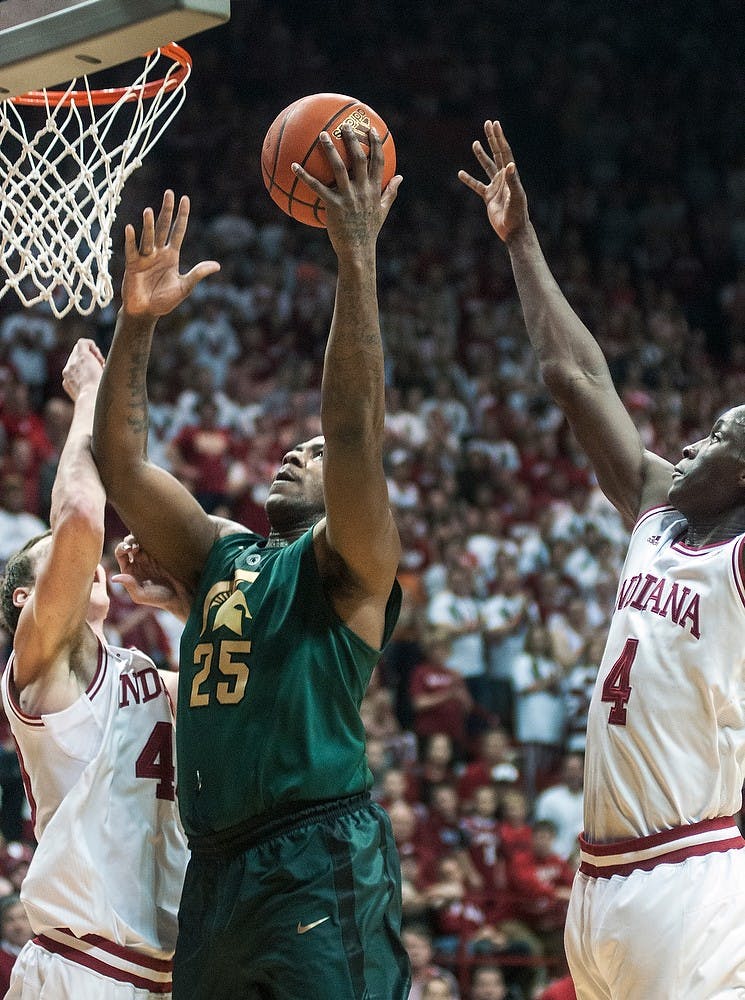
[211,515,253,539]
[637,451,675,515]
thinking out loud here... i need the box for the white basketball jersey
[1,640,188,959]
[585,506,745,841]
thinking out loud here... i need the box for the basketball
[261,93,396,228]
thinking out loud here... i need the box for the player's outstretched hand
[121,190,221,320]
[113,535,193,621]
[62,338,105,401]
[291,125,402,261]
[458,120,529,244]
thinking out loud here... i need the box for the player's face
[668,406,745,519]
[16,540,110,625]
[265,435,326,526]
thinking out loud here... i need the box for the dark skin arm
[293,127,403,647]
[93,193,225,590]
[458,121,673,525]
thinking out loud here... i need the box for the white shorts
[566,820,745,1000]
[6,936,173,1000]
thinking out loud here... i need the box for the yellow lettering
[190,643,212,707]
[216,640,251,704]
[190,640,251,708]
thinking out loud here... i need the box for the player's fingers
[366,127,384,183]
[81,338,105,365]
[339,123,368,183]
[319,131,352,190]
[139,207,156,256]
[183,260,221,295]
[291,160,332,198]
[483,120,503,170]
[504,162,519,188]
[493,121,516,169]
[169,195,190,251]
[110,574,147,604]
[124,223,139,263]
[154,190,175,246]
[457,169,488,198]
[472,140,498,180]
[380,174,403,214]
[118,535,139,552]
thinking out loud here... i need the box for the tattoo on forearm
[125,349,150,435]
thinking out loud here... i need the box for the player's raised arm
[458,120,673,523]
[292,127,403,607]
[9,340,106,705]
[93,191,223,590]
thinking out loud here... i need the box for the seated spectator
[0,476,46,568]
[469,964,513,1000]
[424,854,537,968]
[459,784,504,897]
[546,596,591,673]
[561,627,606,755]
[387,800,438,922]
[426,564,486,707]
[0,438,42,518]
[410,732,460,806]
[423,974,461,999]
[0,893,32,995]
[167,396,245,513]
[402,923,460,1000]
[0,843,32,896]
[533,753,584,863]
[361,671,417,767]
[420,783,482,892]
[506,820,575,967]
[409,629,475,758]
[481,559,535,723]
[457,726,520,809]
[378,766,426,819]
[0,381,53,464]
[387,448,422,511]
[509,623,566,804]
[498,789,534,861]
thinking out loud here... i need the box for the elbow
[54,498,105,547]
[538,359,576,397]
[539,361,600,408]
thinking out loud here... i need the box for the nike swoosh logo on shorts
[297,917,330,934]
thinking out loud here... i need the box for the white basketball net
[0,48,190,318]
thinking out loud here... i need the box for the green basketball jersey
[177,529,402,837]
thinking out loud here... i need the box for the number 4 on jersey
[601,637,637,725]
[135,721,176,800]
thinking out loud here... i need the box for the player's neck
[683,510,745,547]
[266,529,305,547]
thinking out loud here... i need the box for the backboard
[0,0,230,99]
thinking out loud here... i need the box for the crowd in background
[0,1,744,997]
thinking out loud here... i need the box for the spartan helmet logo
[332,108,371,145]
[213,589,251,635]
[200,570,259,637]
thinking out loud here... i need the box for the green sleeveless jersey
[177,528,401,837]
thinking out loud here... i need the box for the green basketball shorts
[173,793,411,1000]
